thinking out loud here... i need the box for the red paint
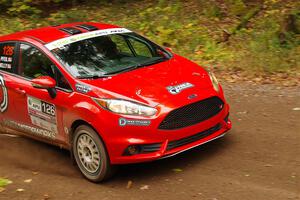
[31,76,56,89]
[0,22,231,164]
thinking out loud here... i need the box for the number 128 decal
[27,96,58,135]
[0,74,8,113]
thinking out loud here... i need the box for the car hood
[79,55,215,108]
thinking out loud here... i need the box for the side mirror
[31,76,57,98]
[31,76,56,89]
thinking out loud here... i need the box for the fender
[63,99,103,145]
[64,100,106,163]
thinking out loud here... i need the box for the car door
[0,42,21,125]
[11,42,73,144]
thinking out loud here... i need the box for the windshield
[50,32,171,78]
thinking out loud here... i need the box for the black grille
[140,143,161,153]
[167,123,222,150]
[159,96,224,130]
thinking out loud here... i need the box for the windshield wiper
[77,74,110,79]
[104,57,167,76]
[104,65,139,75]
[138,57,167,67]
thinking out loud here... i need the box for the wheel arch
[70,120,91,138]
[69,119,111,163]
[70,119,105,145]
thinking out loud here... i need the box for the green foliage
[231,9,300,73]
[0,0,64,16]
[119,1,233,66]
[0,0,108,16]
[0,0,299,74]
[225,0,247,16]
[48,8,87,24]
[203,3,222,19]
[0,178,12,187]
[7,1,40,16]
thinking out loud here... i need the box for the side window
[0,42,16,72]
[129,38,153,57]
[19,43,55,79]
[18,43,71,91]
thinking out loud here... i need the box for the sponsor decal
[27,96,58,134]
[4,120,56,139]
[0,45,14,69]
[0,56,12,62]
[0,63,11,69]
[0,74,8,113]
[119,118,151,127]
[75,83,91,94]
[167,82,194,95]
[2,46,14,56]
[45,28,132,50]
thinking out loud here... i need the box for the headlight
[208,71,220,92]
[93,98,157,117]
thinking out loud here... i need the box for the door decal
[0,74,8,113]
[4,120,56,139]
[27,96,58,135]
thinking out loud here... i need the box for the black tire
[72,125,114,182]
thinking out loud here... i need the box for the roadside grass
[0,0,299,77]
[0,178,12,190]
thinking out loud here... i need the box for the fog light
[125,145,141,155]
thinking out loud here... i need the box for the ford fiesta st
[0,22,231,182]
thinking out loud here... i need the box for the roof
[0,22,120,44]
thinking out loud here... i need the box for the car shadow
[111,131,235,182]
[0,130,235,183]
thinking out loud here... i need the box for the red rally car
[0,22,231,182]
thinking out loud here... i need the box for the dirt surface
[0,83,299,200]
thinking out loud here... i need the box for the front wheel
[72,125,114,182]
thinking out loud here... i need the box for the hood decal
[167,82,194,95]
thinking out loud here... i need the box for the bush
[0,0,61,16]
[0,0,299,74]
[0,0,108,16]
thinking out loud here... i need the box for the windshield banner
[45,28,132,50]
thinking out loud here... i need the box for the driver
[90,36,119,59]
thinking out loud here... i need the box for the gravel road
[0,83,299,200]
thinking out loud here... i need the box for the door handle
[15,88,26,95]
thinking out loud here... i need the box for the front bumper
[113,120,230,164]
[102,102,231,164]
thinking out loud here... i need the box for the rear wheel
[72,125,114,182]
